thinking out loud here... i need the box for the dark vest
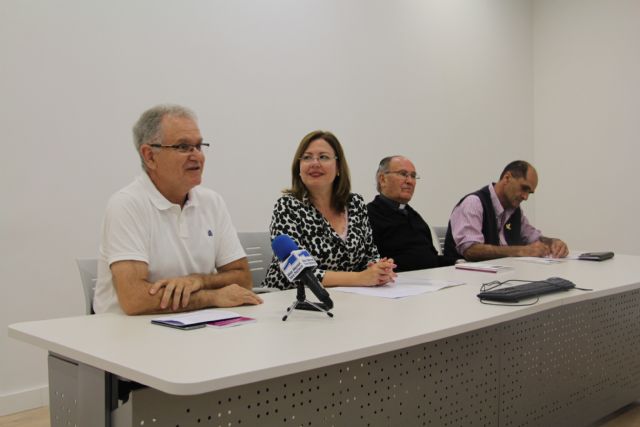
[443,185,523,258]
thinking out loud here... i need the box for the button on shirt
[449,183,541,255]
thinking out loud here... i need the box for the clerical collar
[379,194,407,211]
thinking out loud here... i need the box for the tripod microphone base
[282,299,334,321]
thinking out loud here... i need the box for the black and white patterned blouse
[261,193,380,290]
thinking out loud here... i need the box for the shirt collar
[489,182,511,218]
[138,173,199,211]
[378,194,408,211]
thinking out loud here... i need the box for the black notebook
[578,252,614,261]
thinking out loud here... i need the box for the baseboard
[0,385,49,416]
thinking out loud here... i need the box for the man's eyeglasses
[299,154,338,164]
[385,170,420,180]
[148,143,210,153]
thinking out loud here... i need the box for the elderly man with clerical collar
[444,160,569,261]
[367,156,456,272]
[93,104,262,314]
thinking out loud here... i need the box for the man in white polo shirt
[93,105,262,314]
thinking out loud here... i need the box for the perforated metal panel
[499,289,640,427]
[48,355,79,427]
[48,289,640,427]
[118,328,501,427]
[48,354,110,427]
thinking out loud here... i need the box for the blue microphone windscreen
[271,234,299,261]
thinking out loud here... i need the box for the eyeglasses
[385,170,420,180]
[299,154,338,164]
[148,142,210,153]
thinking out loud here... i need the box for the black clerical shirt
[367,195,456,272]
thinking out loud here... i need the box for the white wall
[0,0,534,414]
[533,0,640,254]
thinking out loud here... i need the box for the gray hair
[132,104,197,170]
[375,155,401,192]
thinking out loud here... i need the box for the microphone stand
[282,282,334,321]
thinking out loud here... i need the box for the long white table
[9,255,640,426]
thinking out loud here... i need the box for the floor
[589,401,640,427]
[1,403,640,427]
[0,406,49,427]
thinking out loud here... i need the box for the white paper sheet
[332,277,464,299]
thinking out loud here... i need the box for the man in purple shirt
[443,160,569,261]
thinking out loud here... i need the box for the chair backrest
[76,258,97,315]
[237,232,273,289]
[432,226,448,255]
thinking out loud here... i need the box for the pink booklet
[207,317,256,328]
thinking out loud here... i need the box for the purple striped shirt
[449,183,542,255]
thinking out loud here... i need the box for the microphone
[272,234,334,309]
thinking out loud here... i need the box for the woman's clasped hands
[362,257,397,286]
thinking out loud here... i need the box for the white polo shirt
[93,173,245,314]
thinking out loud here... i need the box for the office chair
[237,232,277,293]
[74,258,151,395]
[432,226,447,255]
[76,258,97,314]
